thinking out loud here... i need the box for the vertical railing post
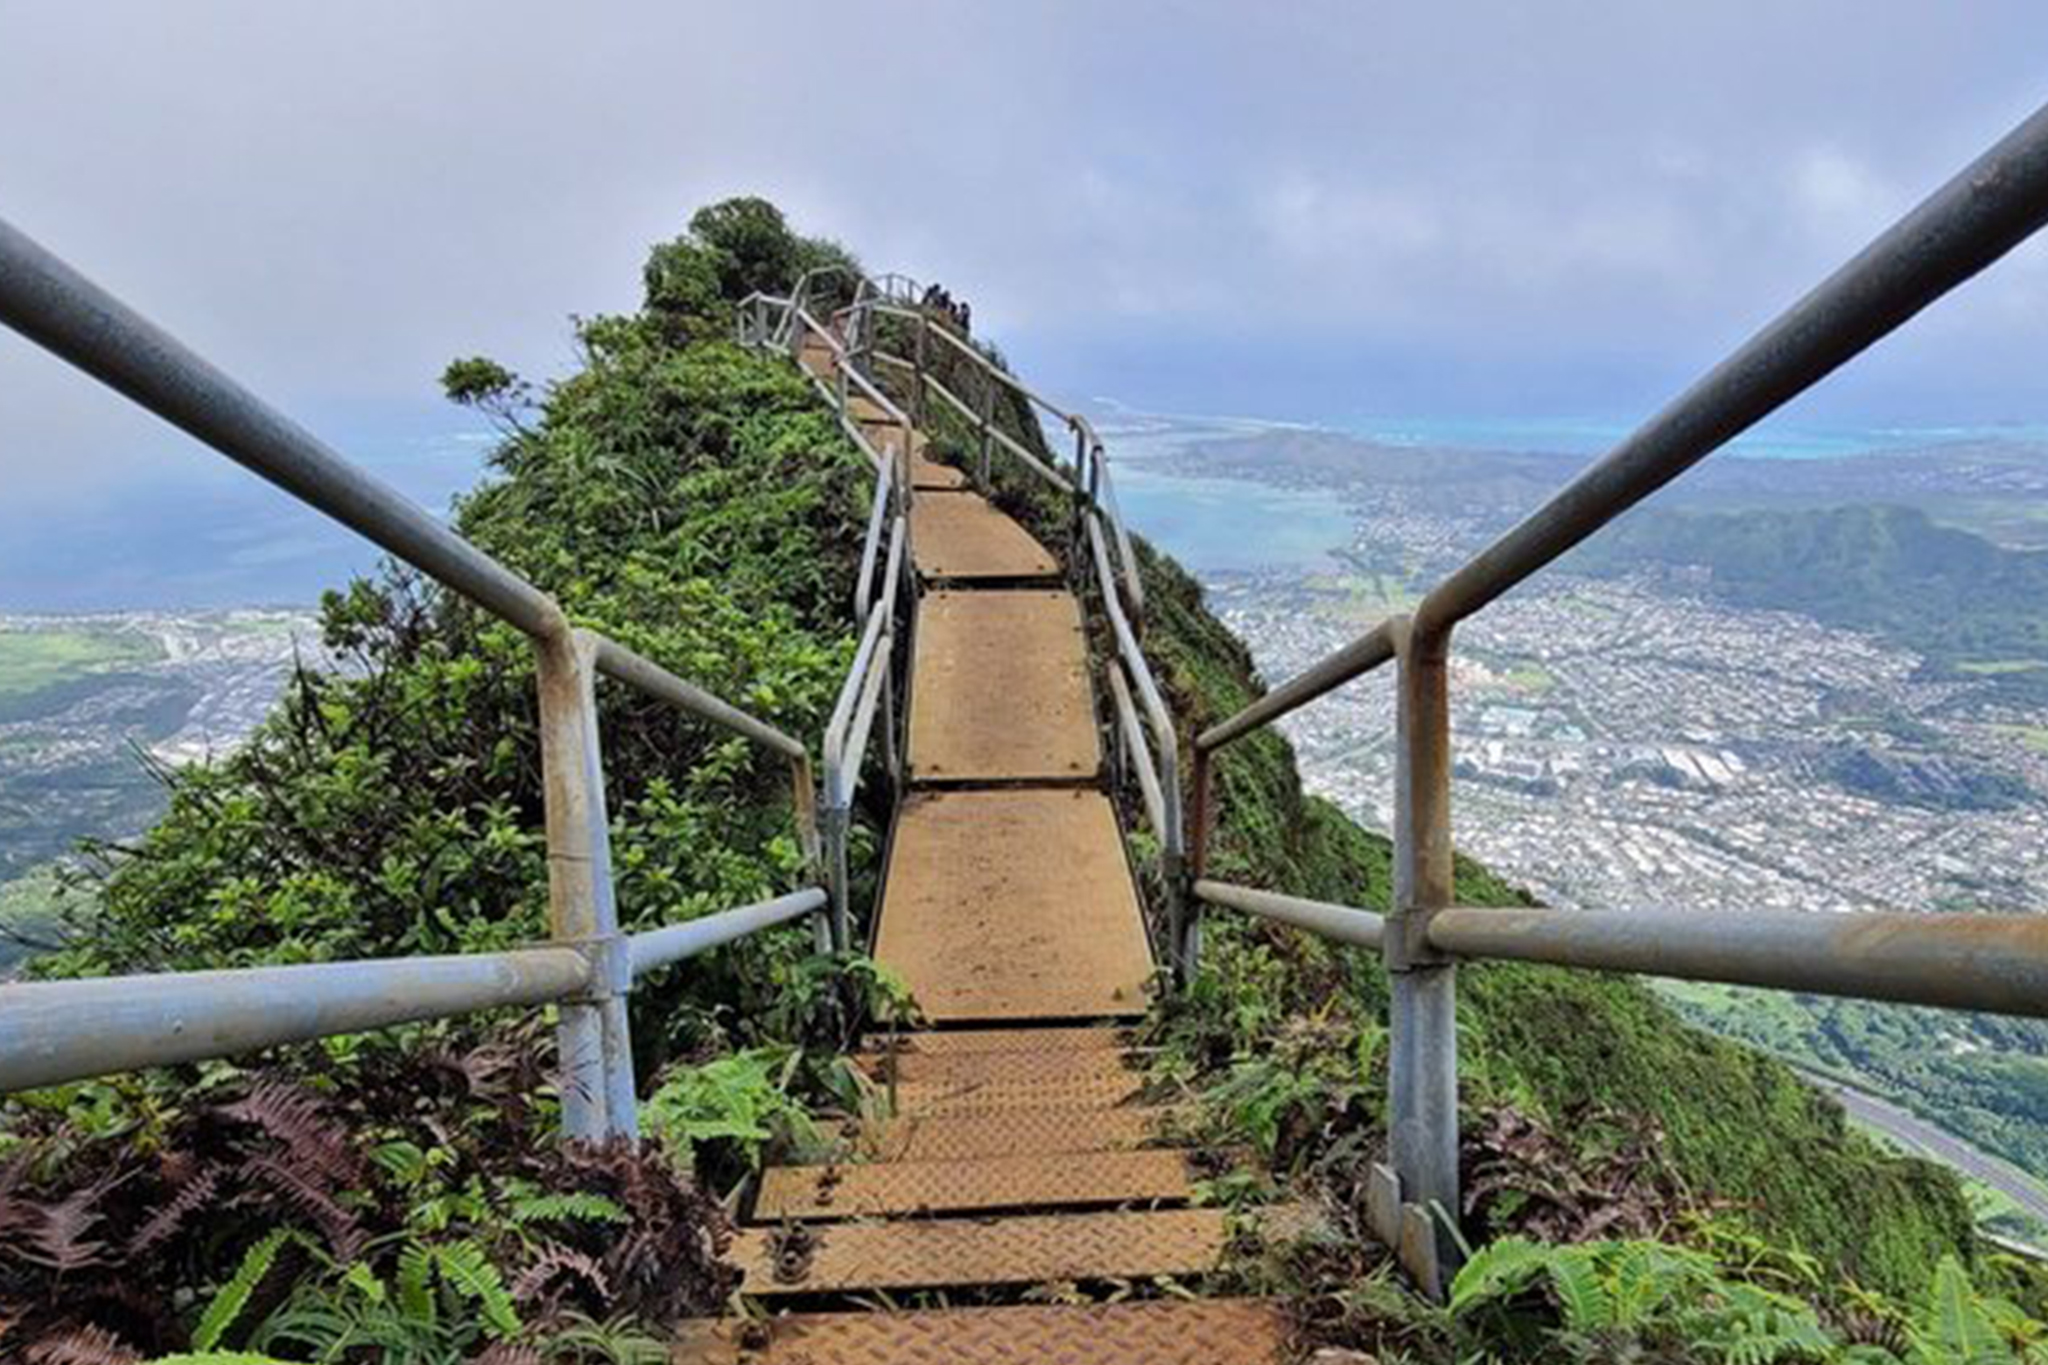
[535,627,638,1143]
[822,801,852,955]
[1387,617,1457,1292]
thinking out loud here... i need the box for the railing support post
[1388,618,1456,1293]
[535,628,637,1143]
[822,803,853,955]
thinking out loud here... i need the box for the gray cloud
[3,0,2046,512]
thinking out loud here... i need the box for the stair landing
[907,589,1099,784]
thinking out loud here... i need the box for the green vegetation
[0,196,884,1362]
[0,623,161,700]
[1571,502,2048,699]
[0,198,2032,1360]
[1659,980,2048,1198]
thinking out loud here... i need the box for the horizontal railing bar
[627,888,828,975]
[1200,618,1401,753]
[589,633,804,760]
[1427,905,2048,1019]
[1418,99,2048,637]
[1193,879,1387,950]
[1107,666,1168,841]
[988,419,1074,492]
[0,946,592,1094]
[824,518,906,804]
[0,217,569,643]
[873,303,1077,423]
[923,370,979,426]
[794,306,914,427]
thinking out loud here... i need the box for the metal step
[729,1207,1242,1294]
[673,1298,1289,1364]
[875,789,1155,1023]
[752,1148,1196,1220]
[907,589,1100,784]
[886,1067,1147,1117]
[816,1105,1183,1164]
[859,1026,1133,1056]
[907,490,1060,582]
[856,1044,1141,1086]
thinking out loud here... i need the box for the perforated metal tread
[860,1026,1132,1055]
[730,1207,1236,1294]
[815,1105,1183,1164]
[672,1298,1290,1364]
[886,1067,1147,1117]
[752,1148,1195,1220]
[857,1044,1142,1086]
[875,788,1154,1023]
[907,590,1099,784]
[908,490,1061,582]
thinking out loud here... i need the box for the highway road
[1801,1070,2048,1231]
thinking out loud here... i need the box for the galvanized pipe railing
[0,218,836,1140]
[1176,98,2048,1295]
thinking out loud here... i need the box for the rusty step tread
[859,1026,1132,1055]
[815,1105,1185,1164]
[855,1044,1142,1086]
[907,589,1099,784]
[673,1297,1290,1364]
[875,789,1154,1024]
[908,489,1060,582]
[884,1067,1148,1117]
[730,1206,1238,1294]
[752,1148,1196,1220]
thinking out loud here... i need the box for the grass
[0,628,162,700]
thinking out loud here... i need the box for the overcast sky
[4,1,2047,525]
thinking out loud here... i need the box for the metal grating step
[816,1105,1184,1164]
[752,1148,1196,1220]
[730,1207,1240,1294]
[856,1042,1142,1086]
[886,1068,1147,1117]
[908,490,1061,582]
[859,1026,1131,1055]
[874,788,1154,1023]
[673,1298,1290,1364]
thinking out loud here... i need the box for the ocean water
[1345,416,2048,461]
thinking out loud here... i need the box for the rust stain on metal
[728,1207,1237,1294]
[672,1298,1289,1364]
[831,1105,1183,1163]
[908,590,1099,784]
[908,491,1060,582]
[874,789,1155,1023]
[751,1148,1194,1220]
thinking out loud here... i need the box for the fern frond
[192,1228,292,1350]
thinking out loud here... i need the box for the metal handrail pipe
[0,946,592,1094]
[988,420,1075,492]
[589,633,804,760]
[922,370,980,427]
[1087,517,1182,853]
[1090,460,1147,622]
[1427,904,2048,1019]
[854,465,892,621]
[0,218,569,643]
[1417,99,2048,637]
[838,636,893,807]
[1107,666,1169,841]
[1200,618,1402,753]
[912,315,1077,424]
[627,888,829,976]
[1193,880,1387,951]
[823,519,906,801]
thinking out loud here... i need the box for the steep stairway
[674,326,1298,1362]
